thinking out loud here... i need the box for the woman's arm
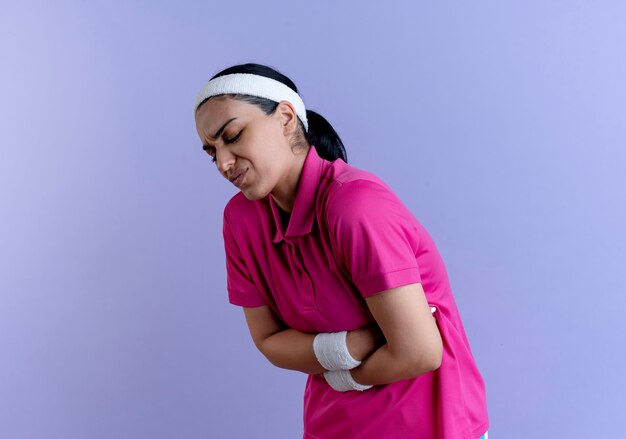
[350,282,443,386]
[242,305,385,375]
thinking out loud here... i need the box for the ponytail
[304,109,348,163]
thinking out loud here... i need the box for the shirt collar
[269,145,326,243]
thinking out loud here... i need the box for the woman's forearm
[350,343,439,386]
[260,324,384,375]
[260,329,322,374]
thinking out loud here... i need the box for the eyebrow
[202,117,238,151]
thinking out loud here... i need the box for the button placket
[287,240,303,271]
[286,238,316,312]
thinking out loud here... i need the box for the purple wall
[1,1,625,437]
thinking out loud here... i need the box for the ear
[276,100,299,135]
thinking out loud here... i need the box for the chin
[239,186,268,201]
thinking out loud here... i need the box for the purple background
[2,1,625,437]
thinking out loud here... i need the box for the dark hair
[196,63,348,163]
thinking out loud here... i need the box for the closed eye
[225,131,242,144]
[206,130,242,164]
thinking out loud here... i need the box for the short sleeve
[222,207,266,307]
[326,179,422,297]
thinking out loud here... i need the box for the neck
[270,148,308,213]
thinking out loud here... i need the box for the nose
[215,148,236,176]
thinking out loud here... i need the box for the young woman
[193,62,490,439]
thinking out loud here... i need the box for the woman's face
[195,95,299,201]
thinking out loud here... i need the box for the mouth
[230,169,248,188]
[229,169,244,182]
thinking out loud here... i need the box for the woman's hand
[345,322,386,362]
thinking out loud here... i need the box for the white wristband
[313,331,361,371]
[323,369,373,392]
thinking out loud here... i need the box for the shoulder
[323,169,408,223]
[321,159,393,208]
[319,162,421,245]
[223,190,271,224]
[224,191,254,218]
[223,192,264,240]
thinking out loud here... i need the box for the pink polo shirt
[222,145,489,439]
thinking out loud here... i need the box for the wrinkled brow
[202,117,238,150]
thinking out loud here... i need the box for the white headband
[193,73,309,132]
